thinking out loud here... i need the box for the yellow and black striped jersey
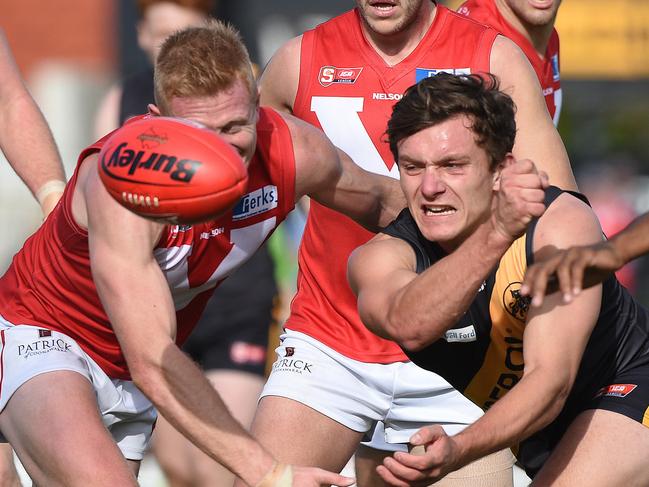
[382,186,649,415]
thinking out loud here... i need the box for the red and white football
[98,116,248,224]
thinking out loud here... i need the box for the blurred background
[1,0,649,485]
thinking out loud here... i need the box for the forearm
[609,212,649,265]
[0,92,66,194]
[387,221,511,350]
[453,369,567,466]
[136,346,275,485]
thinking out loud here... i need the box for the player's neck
[495,0,555,59]
[360,1,437,67]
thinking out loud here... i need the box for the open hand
[521,241,621,307]
[377,426,461,487]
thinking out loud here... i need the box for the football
[98,116,248,224]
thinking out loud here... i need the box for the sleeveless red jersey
[0,107,295,379]
[458,0,562,124]
[287,6,498,363]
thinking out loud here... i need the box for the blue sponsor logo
[232,185,278,221]
[415,67,471,83]
[551,54,560,81]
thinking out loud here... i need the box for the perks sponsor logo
[444,325,477,343]
[18,337,72,359]
[415,67,471,83]
[272,358,313,375]
[318,66,363,87]
[232,185,278,220]
[596,383,637,398]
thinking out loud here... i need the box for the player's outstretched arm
[491,35,577,191]
[522,210,649,306]
[82,154,352,487]
[287,112,405,231]
[259,35,302,113]
[378,194,603,486]
[0,29,66,216]
[349,159,546,351]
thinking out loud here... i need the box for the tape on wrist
[35,180,66,205]
[255,462,293,487]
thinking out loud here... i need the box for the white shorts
[261,329,483,450]
[0,318,156,461]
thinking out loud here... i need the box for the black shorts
[182,246,277,377]
[518,365,649,478]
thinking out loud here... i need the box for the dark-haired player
[348,72,649,486]
[250,0,576,484]
[0,21,405,486]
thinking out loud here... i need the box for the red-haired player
[0,20,404,487]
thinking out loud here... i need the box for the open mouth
[423,205,456,216]
[368,1,398,16]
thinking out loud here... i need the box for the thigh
[355,444,393,487]
[534,409,649,487]
[249,395,364,471]
[0,371,137,487]
[0,443,20,487]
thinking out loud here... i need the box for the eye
[221,123,242,135]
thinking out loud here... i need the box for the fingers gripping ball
[98,116,248,224]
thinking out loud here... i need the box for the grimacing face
[161,79,258,167]
[355,0,427,37]
[397,115,501,252]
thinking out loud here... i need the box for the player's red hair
[154,20,257,114]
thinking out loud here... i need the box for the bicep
[523,195,604,384]
[491,36,577,191]
[349,238,417,338]
[259,35,302,113]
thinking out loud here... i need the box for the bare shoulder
[278,110,340,198]
[259,34,303,111]
[489,34,539,91]
[533,192,604,260]
[490,34,529,70]
[279,110,332,157]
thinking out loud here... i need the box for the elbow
[383,309,441,353]
[128,359,164,404]
[399,334,437,353]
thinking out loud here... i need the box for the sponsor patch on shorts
[272,358,313,375]
[17,336,72,359]
[596,383,638,398]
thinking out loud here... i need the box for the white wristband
[35,180,66,205]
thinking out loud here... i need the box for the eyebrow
[398,154,471,165]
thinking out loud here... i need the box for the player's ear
[492,153,515,190]
[148,104,161,116]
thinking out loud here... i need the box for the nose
[420,167,445,198]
